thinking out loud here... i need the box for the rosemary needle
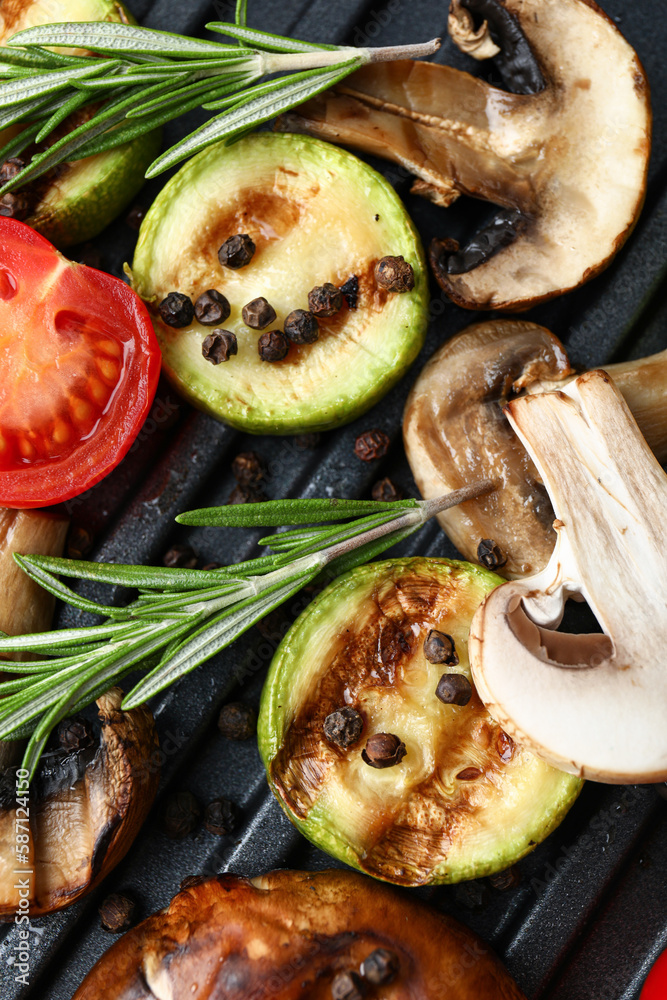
[0,10,440,192]
[0,483,493,781]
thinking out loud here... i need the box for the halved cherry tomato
[0,218,161,508]
[641,948,667,999]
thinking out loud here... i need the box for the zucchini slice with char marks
[260,557,581,886]
[132,132,429,435]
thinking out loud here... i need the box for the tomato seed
[88,378,108,406]
[71,399,93,424]
[99,339,122,358]
[52,421,71,445]
[19,439,35,460]
[96,358,119,383]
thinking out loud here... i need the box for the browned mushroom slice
[469,371,667,783]
[404,321,667,579]
[0,688,159,919]
[72,869,527,1000]
[280,0,651,310]
[403,320,573,578]
[0,509,159,919]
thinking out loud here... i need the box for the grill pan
[1,1,666,996]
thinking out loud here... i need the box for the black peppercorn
[228,484,267,505]
[258,330,289,362]
[158,292,195,328]
[195,289,231,326]
[202,330,237,364]
[204,797,239,836]
[99,893,135,933]
[295,433,321,450]
[58,717,95,753]
[0,191,32,221]
[0,157,25,184]
[339,275,359,309]
[423,629,459,666]
[362,733,407,769]
[218,702,257,741]
[361,948,399,985]
[242,296,276,330]
[163,791,201,838]
[477,538,507,570]
[284,308,319,344]
[308,282,343,318]
[371,477,403,502]
[232,451,265,487]
[323,707,364,749]
[435,673,472,706]
[218,233,255,269]
[374,255,415,292]
[354,429,390,462]
[163,544,197,569]
[331,970,365,1000]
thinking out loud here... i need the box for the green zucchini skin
[132,132,429,434]
[260,557,582,886]
[0,0,161,248]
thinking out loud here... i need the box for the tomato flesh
[641,948,667,999]
[0,219,161,508]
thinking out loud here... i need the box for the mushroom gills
[259,557,581,887]
[469,370,667,783]
[281,0,651,310]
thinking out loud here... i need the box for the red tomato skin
[0,218,161,509]
[641,949,667,1000]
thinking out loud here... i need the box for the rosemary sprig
[0,483,491,780]
[0,13,440,192]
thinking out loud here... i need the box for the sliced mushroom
[72,869,526,999]
[0,508,68,769]
[280,0,651,310]
[0,511,159,919]
[469,370,667,783]
[404,320,667,578]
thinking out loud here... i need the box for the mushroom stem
[469,370,667,783]
[0,508,68,765]
[532,348,667,464]
[0,508,69,641]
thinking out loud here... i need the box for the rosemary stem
[261,37,440,75]
[305,479,496,571]
[365,38,442,62]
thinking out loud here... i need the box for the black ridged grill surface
[1,1,666,997]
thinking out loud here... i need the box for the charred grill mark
[0,1,27,35]
[201,190,303,274]
[272,561,528,877]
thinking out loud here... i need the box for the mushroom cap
[72,869,527,1000]
[283,0,651,310]
[0,688,159,918]
[403,319,573,578]
[469,370,667,783]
